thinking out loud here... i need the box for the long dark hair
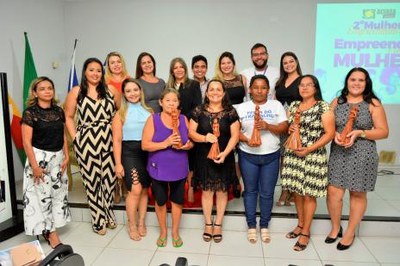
[275,51,303,88]
[78,58,107,103]
[204,79,233,111]
[299,75,323,101]
[337,67,379,105]
[135,52,157,79]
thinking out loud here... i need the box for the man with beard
[241,43,279,99]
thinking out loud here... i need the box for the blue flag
[68,39,79,91]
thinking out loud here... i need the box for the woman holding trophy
[235,75,288,243]
[326,67,389,250]
[189,79,240,243]
[281,75,335,251]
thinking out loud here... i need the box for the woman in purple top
[142,88,193,248]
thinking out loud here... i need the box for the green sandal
[156,236,167,247]
[172,237,183,248]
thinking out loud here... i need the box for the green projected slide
[315,3,400,104]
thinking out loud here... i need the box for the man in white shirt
[241,43,279,99]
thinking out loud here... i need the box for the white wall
[0,0,67,180]
[1,0,399,181]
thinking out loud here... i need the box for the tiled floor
[6,166,400,265]
[15,166,400,218]
[1,219,400,266]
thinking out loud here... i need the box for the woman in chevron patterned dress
[65,57,121,235]
[281,75,335,251]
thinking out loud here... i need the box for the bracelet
[204,134,207,143]
[360,130,367,139]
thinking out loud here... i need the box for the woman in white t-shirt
[235,75,288,244]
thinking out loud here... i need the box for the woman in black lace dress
[21,77,71,248]
[189,80,240,243]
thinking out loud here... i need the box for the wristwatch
[360,130,366,138]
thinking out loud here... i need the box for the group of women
[21,49,388,252]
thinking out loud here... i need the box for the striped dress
[73,91,116,232]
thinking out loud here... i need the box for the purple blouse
[147,113,189,181]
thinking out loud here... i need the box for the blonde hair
[213,51,238,81]
[104,51,129,83]
[26,76,59,107]
[119,78,153,123]
[167,57,189,88]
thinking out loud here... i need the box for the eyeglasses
[299,83,315,88]
[251,52,267,57]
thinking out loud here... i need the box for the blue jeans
[238,149,280,229]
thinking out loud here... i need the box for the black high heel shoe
[337,235,355,251]
[38,230,51,245]
[324,226,343,244]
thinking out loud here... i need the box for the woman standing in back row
[136,52,166,113]
[275,51,303,207]
[105,51,130,93]
[105,51,130,203]
[326,67,388,250]
[214,51,248,197]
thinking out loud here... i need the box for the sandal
[247,228,257,244]
[293,233,310,251]
[213,224,223,243]
[260,228,270,243]
[286,225,303,239]
[138,224,147,237]
[128,224,141,241]
[156,236,167,247]
[107,221,117,229]
[93,226,107,235]
[172,236,183,248]
[203,223,213,242]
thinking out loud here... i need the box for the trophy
[207,118,220,160]
[284,109,302,150]
[171,108,183,149]
[248,105,262,146]
[340,105,359,145]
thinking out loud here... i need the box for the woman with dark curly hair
[189,79,240,243]
[326,67,389,250]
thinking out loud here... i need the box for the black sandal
[203,223,213,242]
[293,233,310,251]
[213,224,223,243]
[38,230,51,245]
[286,225,303,239]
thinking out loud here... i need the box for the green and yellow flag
[23,32,38,109]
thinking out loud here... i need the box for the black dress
[191,105,239,192]
[223,75,246,105]
[275,76,301,108]
[177,79,202,119]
